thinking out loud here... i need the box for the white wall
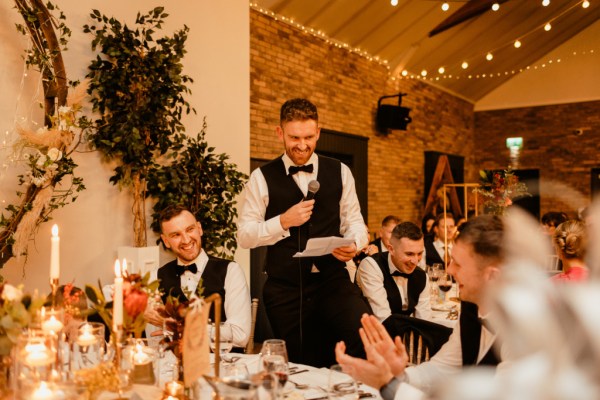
[0,2,250,291]
[475,20,600,111]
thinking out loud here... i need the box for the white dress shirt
[403,313,505,394]
[358,254,431,321]
[237,153,368,251]
[150,250,252,348]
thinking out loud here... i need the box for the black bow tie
[179,263,198,274]
[391,270,411,278]
[288,164,314,175]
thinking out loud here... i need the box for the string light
[514,40,522,48]
[492,3,500,11]
[438,66,445,74]
[544,22,552,31]
[542,0,550,6]
[250,3,389,68]
[441,2,450,11]
[461,61,469,69]
[582,0,590,8]
[486,52,494,61]
[391,0,399,6]
[401,70,408,77]
[421,69,428,77]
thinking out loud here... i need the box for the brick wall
[250,10,476,231]
[474,101,600,217]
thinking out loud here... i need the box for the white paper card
[293,237,354,257]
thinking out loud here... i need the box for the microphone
[304,180,320,201]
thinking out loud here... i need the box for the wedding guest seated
[358,222,431,321]
[354,216,400,266]
[424,213,456,267]
[421,213,435,237]
[338,215,510,398]
[541,211,568,237]
[145,204,251,349]
[551,219,589,283]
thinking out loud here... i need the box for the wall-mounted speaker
[376,93,412,134]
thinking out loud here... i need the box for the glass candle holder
[70,322,106,372]
[39,307,65,336]
[13,331,57,389]
[124,338,158,386]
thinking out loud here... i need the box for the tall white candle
[50,225,60,280]
[113,260,123,330]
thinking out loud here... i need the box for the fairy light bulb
[438,66,445,74]
[461,61,469,69]
[421,69,428,77]
[514,40,522,48]
[582,0,590,8]
[544,22,552,31]
[441,2,450,11]
[401,70,408,77]
[492,3,500,11]
[486,52,494,61]
[391,0,399,6]
[542,0,550,6]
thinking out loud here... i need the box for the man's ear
[276,125,284,142]
[197,221,203,237]
[160,234,170,249]
[486,264,500,282]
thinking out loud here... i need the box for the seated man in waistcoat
[358,221,431,322]
[336,215,509,399]
[237,98,372,367]
[424,212,456,268]
[147,205,251,349]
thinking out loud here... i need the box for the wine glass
[262,355,288,398]
[437,273,453,303]
[261,339,288,363]
[328,364,358,399]
[221,362,250,380]
[210,322,234,357]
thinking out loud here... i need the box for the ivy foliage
[147,120,248,260]
[84,7,194,186]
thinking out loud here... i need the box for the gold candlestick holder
[49,277,59,307]
[112,325,129,399]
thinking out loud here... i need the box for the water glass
[261,339,288,363]
[262,355,288,399]
[210,322,234,356]
[328,364,358,399]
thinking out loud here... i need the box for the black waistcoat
[370,252,427,316]
[460,301,500,366]
[261,154,344,285]
[424,235,445,266]
[157,256,230,321]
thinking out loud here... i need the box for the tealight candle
[31,381,53,400]
[76,324,98,347]
[41,315,64,334]
[24,344,53,367]
[165,381,184,396]
[133,343,151,365]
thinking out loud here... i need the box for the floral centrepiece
[475,168,530,216]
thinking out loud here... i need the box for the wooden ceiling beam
[429,0,511,37]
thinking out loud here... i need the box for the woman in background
[551,219,588,283]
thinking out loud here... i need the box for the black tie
[391,270,411,278]
[179,263,198,275]
[288,164,314,175]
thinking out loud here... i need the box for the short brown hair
[157,204,194,233]
[381,215,401,227]
[455,215,504,265]
[280,98,318,125]
[391,221,423,242]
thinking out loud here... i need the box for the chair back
[245,298,260,354]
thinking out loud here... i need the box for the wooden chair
[403,330,430,365]
[245,298,260,354]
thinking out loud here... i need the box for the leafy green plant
[147,120,247,259]
[84,7,194,247]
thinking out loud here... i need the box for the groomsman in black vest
[358,222,431,322]
[238,98,372,367]
[336,215,508,399]
[147,205,251,349]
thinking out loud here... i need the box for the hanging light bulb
[391,0,399,6]
[461,61,469,69]
[542,0,550,6]
[544,22,552,31]
[486,52,494,61]
[401,70,408,76]
[438,66,445,74]
[492,3,500,11]
[421,69,428,77]
[441,2,450,11]
[582,0,590,8]
[514,40,522,48]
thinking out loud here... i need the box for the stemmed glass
[210,322,234,357]
[261,339,288,363]
[437,273,453,303]
[262,355,288,398]
[328,364,359,399]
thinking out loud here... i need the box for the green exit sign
[506,137,523,149]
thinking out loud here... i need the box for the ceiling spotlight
[461,61,469,69]
[582,0,590,8]
[542,0,550,6]
[421,70,428,77]
[401,70,408,76]
[486,52,494,61]
[514,40,522,48]
[544,22,552,31]
[438,66,445,74]
[492,3,500,11]
[391,0,399,6]
[441,2,450,11]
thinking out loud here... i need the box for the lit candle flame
[51,224,58,237]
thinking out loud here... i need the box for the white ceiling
[252,0,600,102]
